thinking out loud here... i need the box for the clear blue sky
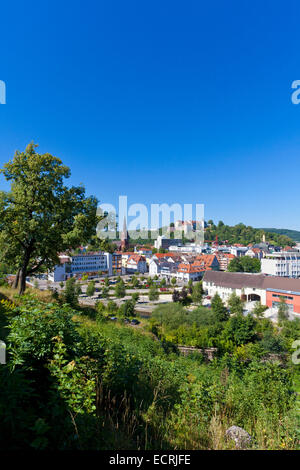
[1,0,300,229]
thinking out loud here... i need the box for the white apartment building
[168,243,207,254]
[261,252,300,278]
[203,271,267,305]
[49,251,112,282]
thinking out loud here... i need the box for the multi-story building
[154,235,183,250]
[49,251,112,281]
[261,252,300,278]
[215,252,235,271]
[126,254,148,274]
[112,252,123,275]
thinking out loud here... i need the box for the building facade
[49,251,112,281]
[203,271,300,314]
[261,252,300,278]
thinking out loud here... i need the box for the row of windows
[272,294,294,300]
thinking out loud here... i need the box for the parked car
[160,287,167,291]
[131,319,140,325]
[109,316,118,321]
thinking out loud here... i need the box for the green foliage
[228,292,244,315]
[221,314,256,347]
[205,222,295,247]
[278,296,289,324]
[119,300,135,318]
[252,301,268,318]
[0,288,298,450]
[107,300,118,313]
[131,276,139,288]
[228,256,261,273]
[149,285,159,301]
[86,280,96,297]
[115,280,126,299]
[131,292,140,303]
[48,337,97,415]
[63,277,79,306]
[192,281,203,304]
[7,299,80,369]
[260,227,300,243]
[211,293,229,322]
[0,142,98,294]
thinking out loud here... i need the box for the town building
[215,252,235,271]
[112,252,123,275]
[126,254,147,274]
[49,251,112,282]
[203,271,300,314]
[261,252,300,278]
[245,247,263,259]
[154,235,183,250]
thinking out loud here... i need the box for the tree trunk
[13,269,20,289]
[19,268,27,295]
[18,248,32,295]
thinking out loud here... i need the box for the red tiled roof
[154,252,178,259]
[128,254,146,263]
[195,254,219,267]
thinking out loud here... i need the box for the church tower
[121,216,129,251]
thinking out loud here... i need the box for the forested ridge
[204,221,295,246]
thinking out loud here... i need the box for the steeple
[121,216,129,250]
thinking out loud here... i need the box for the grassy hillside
[0,285,299,450]
[259,228,300,243]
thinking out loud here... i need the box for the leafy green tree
[222,314,256,347]
[119,300,135,317]
[75,283,82,297]
[102,287,109,298]
[228,256,260,273]
[171,277,177,286]
[63,277,79,306]
[115,281,126,299]
[227,257,243,272]
[252,301,267,318]
[0,143,98,294]
[172,289,180,302]
[241,256,261,273]
[131,276,139,288]
[149,285,159,301]
[86,280,96,297]
[107,300,118,313]
[211,293,229,322]
[260,332,284,354]
[228,292,244,315]
[277,296,289,324]
[192,281,203,304]
[131,292,139,303]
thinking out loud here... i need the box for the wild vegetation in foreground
[0,283,299,451]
